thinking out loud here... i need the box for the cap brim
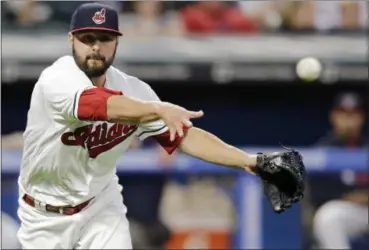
[71,27,123,36]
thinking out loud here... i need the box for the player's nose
[92,43,101,52]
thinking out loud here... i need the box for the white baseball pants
[313,200,368,249]
[1,211,21,249]
[17,182,132,249]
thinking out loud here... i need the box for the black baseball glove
[255,145,306,214]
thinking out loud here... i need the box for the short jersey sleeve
[134,79,186,154]
[136,82,169,141]
[40,73,90,122]
[137,120,168,141]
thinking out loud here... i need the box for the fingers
[169,126,176,142]
[181,110,202,127]
[188,110,204,118]
[168,119,193,141]
[182,118,193,128]
[177,111,201,138]
[169,122,186,141]
[175,122,184,138]
[164,106,204,141]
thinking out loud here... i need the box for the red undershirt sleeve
[137,121,188,154]
[153,127,189,155]
[77,87,122,121]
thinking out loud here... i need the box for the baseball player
[17,2,305,249]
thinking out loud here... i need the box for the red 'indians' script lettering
[61,123,138,158]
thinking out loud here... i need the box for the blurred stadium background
[1,1,368,249]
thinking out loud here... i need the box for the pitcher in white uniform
[18,3,265,249]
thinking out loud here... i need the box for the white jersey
[19,56,169,206]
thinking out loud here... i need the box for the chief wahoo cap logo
[92,8,106,24]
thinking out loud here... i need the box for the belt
[22,194,93,215]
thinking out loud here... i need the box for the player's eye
[77,35,97,45]
[96,35,115,42]
[76,34,115,44]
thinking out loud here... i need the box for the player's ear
[68,32,74,49]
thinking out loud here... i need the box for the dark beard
[72,45,117,78]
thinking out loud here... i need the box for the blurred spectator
[281,1,368,32]
[180,1,258,35]
[3,0,51,27]
[238,0,284,31]
[1,211,21,249]
[44,1,122,23]
[4,0,366,34]
[312,92,368,249]
[2,1,122,30]
[121,1,183,36]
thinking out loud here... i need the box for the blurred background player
[312,92,368,249]
[316,92,366,147]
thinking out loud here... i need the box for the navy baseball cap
[70,2,122,36]
[333,92,363,111]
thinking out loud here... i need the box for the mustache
[86,54,105,61]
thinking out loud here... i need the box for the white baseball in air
[295,57,322,81]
